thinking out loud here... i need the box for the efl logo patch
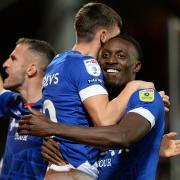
[139,89,154,102]
[83,59,101,76]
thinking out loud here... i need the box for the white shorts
[46,161,98,180]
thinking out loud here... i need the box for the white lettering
[43,73,59,87]
[14,132,28,141]
[10,118,19,131]
[98,158,112,167]
[53,73,59,84]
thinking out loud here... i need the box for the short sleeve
[126,89,164,128]
[66,57,108,102]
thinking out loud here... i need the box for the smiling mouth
[105,69,119,73]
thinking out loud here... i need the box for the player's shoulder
[0,89,20,101]
[0,89,12,96]
[48,51,82,64]
[59,50,85,66]
[130,88,162,103]
[67,52,98,65]
[0,90,22,116]
[65,52,102,75]
[57,50,99,65]
[64,50,83,61]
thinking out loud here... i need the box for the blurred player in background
[0,38,55,180]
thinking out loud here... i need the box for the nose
[106,56,118,65]
[3,58,10,69]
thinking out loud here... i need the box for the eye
[101,51,110,59]
[10,55,16,61]
[117,53,126,59]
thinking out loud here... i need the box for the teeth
[106,69,119,73]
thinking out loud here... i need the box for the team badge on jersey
[83,59,101,76]
[139,89,154,102]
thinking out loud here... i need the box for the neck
[106,78,137,100]
[105,82,126,100]
[72,40,101,58]
[18,77,42,103]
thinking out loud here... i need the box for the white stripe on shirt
[128,107,155,128]
[79,85,108,102]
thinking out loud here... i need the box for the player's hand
[41,137,67,166]
[127,80,154,92]
[160,132,180,158]
[158,91,170,112]
[18,106,56,137]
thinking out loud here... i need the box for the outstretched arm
[18,107,150,149]
[160,132,180,158]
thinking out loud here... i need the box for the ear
[133,61,141,73]
[26,64,37,77]
[99,29,108,43]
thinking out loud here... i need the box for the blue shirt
[98,89,165,180]
[98,149,121,180]
[0,90,47,180]
[42,50,108,177]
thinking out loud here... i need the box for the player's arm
[41,130,180,160]
[83,80,154,126]
[18,89,162,149]
[54,112,151,149]
[18,107,150,149]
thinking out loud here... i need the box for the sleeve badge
[83,59,101,77]
[139,89,154,102]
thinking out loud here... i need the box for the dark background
[0,0,180,179]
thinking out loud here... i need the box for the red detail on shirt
[24,102,35,108]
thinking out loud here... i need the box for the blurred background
[0,0,179,179]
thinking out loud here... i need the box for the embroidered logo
[83,59,101,76]
[139,89,154,102]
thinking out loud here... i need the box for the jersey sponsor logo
[139,89,154,102]
[87,78,103,84]
[98,158,112,167]
[83,59,101,77]
[9,119,28,141]
[98,150,122,168]
[43,73,59,87]
[14,132,28,141]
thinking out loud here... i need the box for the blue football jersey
[42,50,107,177]
[0,90,47,180]
[98,89,165,180]
[97,149,121,180]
